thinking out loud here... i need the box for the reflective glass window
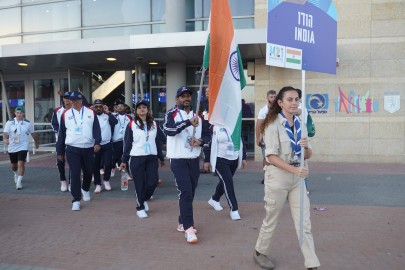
[83,0,151,26]
[0,0,20,6]
[150,68,166,87]
[0,8,21,36]
[152,23,166,34]
[33,79,55,124]
[23,31,81,43]
[5,81,25,121]
[22,1,81,32]
[83,25,150,38]
[151,88,166,118]
[152,0,165,21]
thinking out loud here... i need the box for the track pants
[212,157,239,211]
[111,140,123,169]
[65,146,95,203]
[93,142,113,185]
[171,158,200,230]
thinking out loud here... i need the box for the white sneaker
[100,169,105,175]
[230,210,241,220]
[14,174,17,184]
[16,179,22,190]
[144,201,149,212]
[177,224,198,234]
[208,198,223,211]
[72,201,80,211]
[68,184,71,192]
[94,185,102,194]
[103,181,111,191]
[81,189,91,201]
[111,169,115,177]
[60,181,68,192]
[136,210,148,219]
[184,226,198,243]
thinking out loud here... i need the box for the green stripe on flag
[231,111,242,151]
[286,58,301,64]
[203,34,210,69]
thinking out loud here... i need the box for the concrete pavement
[0,153,404,269]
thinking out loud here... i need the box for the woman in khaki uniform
[253,86,320,270]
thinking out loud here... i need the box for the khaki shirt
[264,114,310,164]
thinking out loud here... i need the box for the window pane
[22,1,81,32]
[82,0,151,26]
[233,18,254,29]
[186,67,208,86]
[83,25,150,38]
[152,0,165,21]
[203,0,210,17]
[150,68,166,87]
[33,79,55,123]
[0,7,21,36]
[151,88,166,118]
[23,31,81,43]
[152,23,165,34]
[230,0,254,16]
[0,0,20,6]
[5,81,25,121]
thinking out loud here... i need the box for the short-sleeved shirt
[4,118,35,153]
[264,114,310,164]
[257,105,269,120]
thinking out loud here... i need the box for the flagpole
[190,67,206,151]
[299,69,307,247]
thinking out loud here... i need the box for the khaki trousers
[255,165,320,268]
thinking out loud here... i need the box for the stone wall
[253,0,405,163]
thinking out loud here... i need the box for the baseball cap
[94,99,103,105]
[69,91,83,100]
[135,100,149,108]
[63,91,72,98]
[176,86,193,98]
[15,107,25,113]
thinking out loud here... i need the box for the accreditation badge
[74,126,82,135]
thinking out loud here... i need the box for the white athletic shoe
[230,210,241,220]
[60,181,68,192]
[72,201,80,211]
[111,169,115,177]
[94,185,102,194]
[14,174,18,184]
[208,198,223,211]
[103,181,112,191]
[16,179,23,190]
[81,189,91,201]
[136,210,148,219]
[144,201,149,212]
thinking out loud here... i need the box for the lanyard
[14,119,23,134]
[143,122,150,142]
[117,114,127,129]
[178,109,194,135]
[279,112,301,157]
[71,106,84,126]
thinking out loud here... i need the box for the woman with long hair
[253,86,320,270]
[120,100,163,219]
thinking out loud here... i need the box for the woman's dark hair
[259,86,299,135]
[134,105,153,130]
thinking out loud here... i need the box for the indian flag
[285,47,302,70]
[202,0,246,150]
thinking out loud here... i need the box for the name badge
[74,126,82,135]
[226,143,234,156]
[144,142,151,154]
[184,136,192,149]
[14,135,20,143]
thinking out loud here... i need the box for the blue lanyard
[117,114,127,128]
[143,122,150,142]
[71,106,84,126]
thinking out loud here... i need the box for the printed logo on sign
[384,92,400,114]
[306,94,328,114]
[266,43,285,68]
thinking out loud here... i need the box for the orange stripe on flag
[208,0,235,109]
[286,49,301,56]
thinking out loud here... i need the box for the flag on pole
[202,0,246,150]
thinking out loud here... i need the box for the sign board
[267,0,338,74]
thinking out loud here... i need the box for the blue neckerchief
[279,112,301,158]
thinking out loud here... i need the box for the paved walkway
[0,153,404,270]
